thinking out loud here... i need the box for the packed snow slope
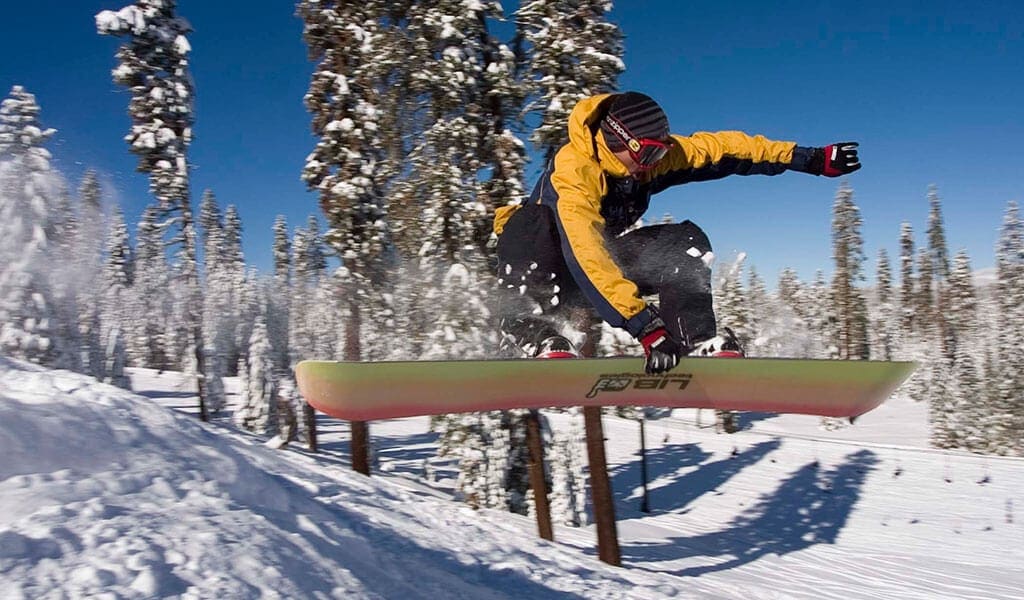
[2,356,1023,599]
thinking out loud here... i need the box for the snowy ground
[1,357,1022,599]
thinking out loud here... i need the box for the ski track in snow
[1,357,1023,599]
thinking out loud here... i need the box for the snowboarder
[494,92,860,373]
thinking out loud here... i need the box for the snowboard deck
[296,356,916,421]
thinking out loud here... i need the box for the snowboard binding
[689,326,745,358]
[535,335,579,359]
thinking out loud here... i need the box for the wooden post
[304,403,318,453]
[525,409,554,541]
[583,405,621,566]
[639,418,650,513]
[351,420,370,475]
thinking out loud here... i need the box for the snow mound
[0,358,671,598]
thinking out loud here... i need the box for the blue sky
[1,1,1022,284]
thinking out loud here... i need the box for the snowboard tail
[296,357,916,421]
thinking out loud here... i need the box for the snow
[2,357,1023,598]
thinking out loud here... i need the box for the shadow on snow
[621,449,880,576]
[609,438,783,515]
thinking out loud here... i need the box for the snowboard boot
[535,335,579,359]
[498,316,578,359]
[689,327,744,358]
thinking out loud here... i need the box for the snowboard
[295,356,916,422]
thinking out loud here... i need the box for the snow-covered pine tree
[400,0,538,502]
[993,202,1024,454]
[236,309,277,435]
[806,270,835,359]
[715,253,751,349]
[198,190,229,412]
[223,205,252,372]
[516,0,624,162]
[0,86,64,367]
[830,183,868,360]
[47,179,85,372]
[947,250,979,357]
[945,249,986,451]
[927,186,952,281]
[299,1,393,365]
[267,215,291,372]
[709,254,748,431]
[927,352,957,449]
[289,217,334,363]
[299,1,407,473]
[76,171,107,378]
[97,0,212,420]
[927,187,954,357]
[127,207,169,369]
[745,266,768,351]
[873,249,896,361]
[548,414,588,526]
[100,207,132,389]
[898,222,916,338]
[915,247,935,336]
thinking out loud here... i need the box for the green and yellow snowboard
[296,356,916,421]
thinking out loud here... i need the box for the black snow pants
[495,203,716,354]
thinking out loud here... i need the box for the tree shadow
[735,411,779,431]
[610,439,782,515]
[623,449,880,575]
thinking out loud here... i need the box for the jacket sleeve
[548,149,652,337]
[649,131,800,189]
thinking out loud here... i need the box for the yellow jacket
[494,94,813,337]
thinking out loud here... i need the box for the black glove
[808,142,861,177]
[636,307,683,374]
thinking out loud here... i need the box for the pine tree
[548,416,588,526]
[299,2,395,340]
[808,270,834,358]
[716,253,751,348]
[289,218,332,363]
[48,182,85,372]
[873,248,896,361]
[771,268,822,357]
[898,222,916,337]
[98,0,211,420]
[268,215,291,371]
[927,186,951,282]
[0,85,63,366]
[198,190,232,412]
[994,202,1024,454]
[746,266,768,347]
[927,187,954,357]
[944,250,985,450]
[915,246,935,336]
[223,205,251,370]
[830,183,867,359]
[77,171,107,378]
[392,0,527,494]
[516,0,624,162]
[100,207,132,388]
[236,310,278,434]
[127,206,169,369]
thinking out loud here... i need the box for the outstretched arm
[651,132,861,188]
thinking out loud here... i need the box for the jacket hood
[566,94,632,178]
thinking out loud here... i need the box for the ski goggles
[602,114,671,170]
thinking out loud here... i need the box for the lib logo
[586,373,693,399]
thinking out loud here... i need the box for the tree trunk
[525,409,553,541]
[583,406,620,566]
[346,299,370,475]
